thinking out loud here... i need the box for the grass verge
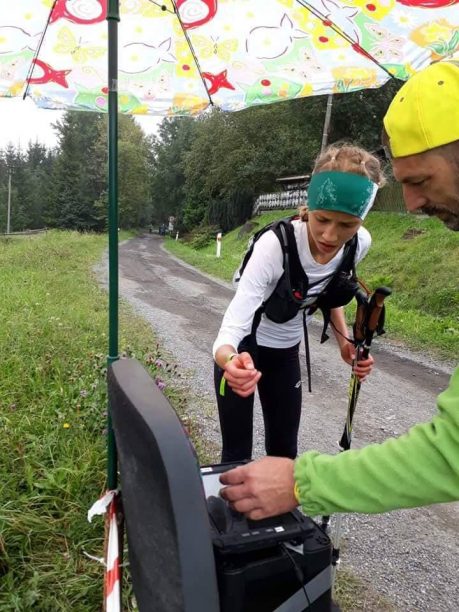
[335,569,395,611]
[166,211,459,361]
[0,230,205,610]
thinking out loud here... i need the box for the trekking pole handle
[353,289,368,346]
[363,286,391,356]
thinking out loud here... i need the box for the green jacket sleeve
[294,366,459,516]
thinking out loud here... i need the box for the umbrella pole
[320,94,333,152]
[107,0,120,492]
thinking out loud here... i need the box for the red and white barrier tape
[88,490,121,612]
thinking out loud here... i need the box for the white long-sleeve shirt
[212,219,371,357]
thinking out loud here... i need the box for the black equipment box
[201,463,332,612]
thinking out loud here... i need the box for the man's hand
[224,351,261,397]
[219,456,298,520]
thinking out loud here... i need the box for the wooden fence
[0,228,48,237]
[253,181,406,216]
[373,181,406,213]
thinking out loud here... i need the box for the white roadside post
[216,232,222,258]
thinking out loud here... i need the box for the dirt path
[108,234,458,611]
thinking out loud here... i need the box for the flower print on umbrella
[365,23,405,63]
[50,0,106,25]
[347,0,393,20]
[280,48,324,82]
[73,86,142,112]
[244,75,303,106]
[176,0,218,30]
[410,19,459,59]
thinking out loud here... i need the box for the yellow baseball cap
[383,61,459,158]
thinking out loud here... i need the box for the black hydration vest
[235,217,360,391]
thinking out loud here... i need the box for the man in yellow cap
[218,60,459,519]
[384,60,459,232]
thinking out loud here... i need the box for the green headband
[308,171,378,220]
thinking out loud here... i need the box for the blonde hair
[299,143,386,221]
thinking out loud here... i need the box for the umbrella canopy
[1,0,459,115]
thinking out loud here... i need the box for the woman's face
[307,209,362,258]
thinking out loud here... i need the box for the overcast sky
[0,98,161,150]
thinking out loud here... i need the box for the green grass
[171,210,296,283]
[356,213,458,359]
[334,569,395,611]
[166,211,459,361]
[0,230,204,611]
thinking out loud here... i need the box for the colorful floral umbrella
[1,0,459,115]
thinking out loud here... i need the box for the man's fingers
[219,466,247,486]
[231,497,259,514]
[219,484,248,503]
[246,508,268,520]
[219,488,263,516]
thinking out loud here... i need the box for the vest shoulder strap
[271,217,309,298]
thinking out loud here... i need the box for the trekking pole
[339,286,391,451]
[320,286,391,586]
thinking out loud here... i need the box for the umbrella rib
[169,0,214,108]
[147,1,175,15]
[23,0,59,100]
[294,0,396,80]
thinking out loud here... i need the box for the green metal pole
[107,0,120,491]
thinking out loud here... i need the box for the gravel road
[98,233,458,611]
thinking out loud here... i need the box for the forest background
[0,81,401,236]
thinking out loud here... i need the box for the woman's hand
[340,342,374,382]
[224,352,261,397]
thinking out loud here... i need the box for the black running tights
[214,343,302,462]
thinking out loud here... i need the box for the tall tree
[0,145,24,232]
[52,111,105,230]
[118,116,152,228]
[149,117,197,229]
[327,79,403,150]
[21,142,56,229]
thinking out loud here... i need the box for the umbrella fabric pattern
[0,0,458,116]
